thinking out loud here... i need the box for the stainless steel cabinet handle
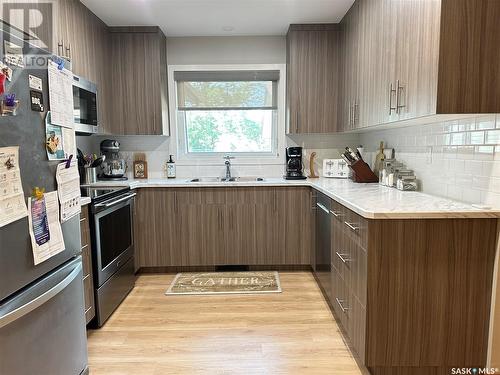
[65,44,71,60]
[58,41,63,56]
[347,101,351,128]
[95,193,136,208]
[0,262,82,329]
[316,202,329,214]
[396,79,406,114]
[344,221,359,232]
[335,252,351,264]
[389,82,397,115]
[353,101,359,127]
[350,102,354,128]
[329,210,341,217]
[335,297,349,313]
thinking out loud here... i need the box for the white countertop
[84,177,500,219]
[81,197,91,206]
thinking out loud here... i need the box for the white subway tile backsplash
[472,176,491,190]
[486,130,500,144]
[476,116,496,130]
[470,131,485,145]
[475,146,495,160]
[360,115,500,206]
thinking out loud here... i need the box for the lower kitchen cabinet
[134,187,312,268]
[80,205,95,325]
[324,192,498,373]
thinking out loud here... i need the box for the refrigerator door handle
[0,262,82,329]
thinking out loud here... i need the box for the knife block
[348,160,379,183]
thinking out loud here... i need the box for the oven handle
[94,192,136,208]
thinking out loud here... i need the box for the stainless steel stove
[81,186,136,327]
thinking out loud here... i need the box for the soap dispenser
[166,155,176,178]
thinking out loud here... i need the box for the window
[174,70,280,156]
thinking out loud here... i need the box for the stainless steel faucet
[223,155,234,180]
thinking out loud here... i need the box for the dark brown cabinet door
[254,188,280,264]
[223,188,257,265]
[275,187,312,264]
[108,27,168,135]
[286,24,340,134]
[134,187,313,268]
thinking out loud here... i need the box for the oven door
[73,75,98,134]
[92,193,135,287]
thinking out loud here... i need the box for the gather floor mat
[165,271,282,295]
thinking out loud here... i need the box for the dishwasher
[314,192,332,302]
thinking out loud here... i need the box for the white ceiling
[80,0,355,37]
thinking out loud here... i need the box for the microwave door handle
[95,193,136,208]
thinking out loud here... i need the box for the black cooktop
[81,186,130,204]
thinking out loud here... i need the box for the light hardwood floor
[87,272,364,374]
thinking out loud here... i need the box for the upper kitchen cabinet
[286,24,340,134]
[338,2,361,131]
[436,0,500,114]
[107,27,169,135]
[340,0,500,129]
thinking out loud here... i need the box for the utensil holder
[83,167,98,184]
[348,160,379,183]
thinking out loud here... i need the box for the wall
[166,36,286,65]
[360,114,500,207]
[78,133,360,179]
[77,35,360,179]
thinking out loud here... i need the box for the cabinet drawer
[342,207,368,249]
[83,275,95,324]
[349,241,367,307]
[332,217,351,281]
[81,245,92,278]
[79,208,91,249]
[331,266,350,331]
[329,200,344,223]
[348,291,366,363]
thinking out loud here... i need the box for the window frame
[167,64,286,165]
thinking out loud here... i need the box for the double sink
[188,177,265,183]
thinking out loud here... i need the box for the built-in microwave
[73,74,98,134]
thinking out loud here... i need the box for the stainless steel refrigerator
[0,23,88,375]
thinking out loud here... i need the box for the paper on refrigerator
[48,59,74,128]
[28,191,65,265]
[56,159,81,222]
[0,146,28,227]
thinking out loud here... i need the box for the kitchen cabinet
[339,0,500,130]
[323,190,497,373]
[107,27,169,135]
[2,0,112,132]
[286,24,340,134]
[339,0,500,131]
[134,187,312,268]
[80,205,95,325]
[338,2,361,131]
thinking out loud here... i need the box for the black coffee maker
[285,147,307,180]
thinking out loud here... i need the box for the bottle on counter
[166,155,176,178]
